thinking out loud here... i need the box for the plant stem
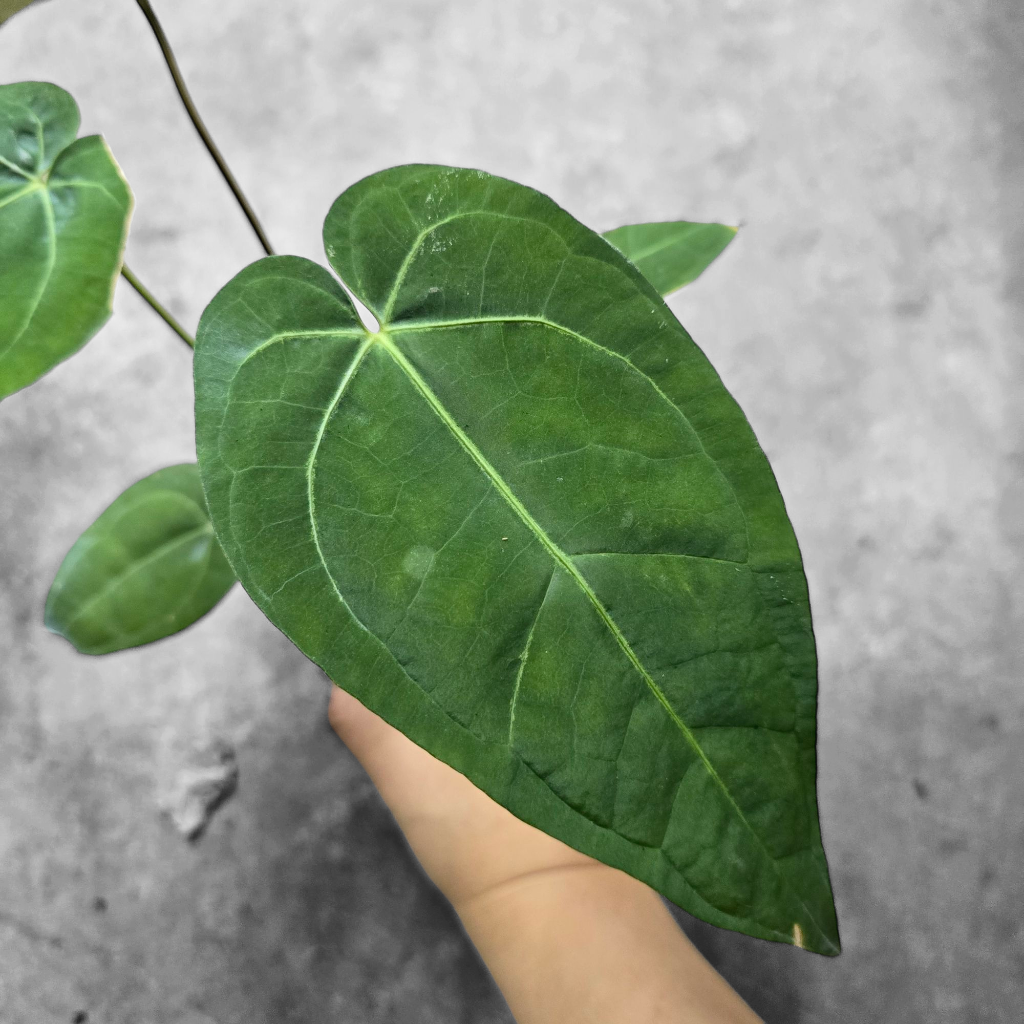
[121,264,195,349]
[134,0,275,257]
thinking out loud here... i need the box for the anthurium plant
[0,0,840,955]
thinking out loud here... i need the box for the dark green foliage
[194,165,839,953]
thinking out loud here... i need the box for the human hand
[326,683,602,915]
[327,684,764,1024]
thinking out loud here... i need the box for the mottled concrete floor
[1,0,1022,1021]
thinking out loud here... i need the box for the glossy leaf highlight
[45,464,235,655]
[0,81,132,400]
[195,165,839,954]
[603,220,737,296]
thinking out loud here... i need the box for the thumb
[326,683,467,822]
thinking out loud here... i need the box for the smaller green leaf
[0,81,132,400]
[0,0,43,27]
[602,220,737,296]
[45,464,235,655]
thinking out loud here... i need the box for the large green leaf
[0,81,132,401]
[45,464,235,655]
[603,220,737,296]
[195,165,839,954]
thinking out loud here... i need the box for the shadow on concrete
[203,632,808,1022]
[212,638,513,1024]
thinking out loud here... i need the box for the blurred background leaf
[0,80,132,401]
[0,0,45,28]
[603,220,738,297]
[45,464,236,655]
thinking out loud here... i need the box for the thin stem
[121,264,195,349]
[134,0,275,257]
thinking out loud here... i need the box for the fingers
[327,684,405,775]
[326,684,375,745]
[326,682,509,842]
[324,681,596,909]
[326,683,446,810]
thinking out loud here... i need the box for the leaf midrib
[59,521,215,632]
[608,224,737,266]
[296,324,744,760]
[375,333,733,784]
[0,185,55,363]
[283,319,781,876]
[619,227,702,264]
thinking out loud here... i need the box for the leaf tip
[42,609,83,653]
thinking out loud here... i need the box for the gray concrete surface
[1,0,1022,1020]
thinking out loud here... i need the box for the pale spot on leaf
[402,544,434,580]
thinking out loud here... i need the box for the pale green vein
[53,177,127,211]
[509,569,556,744]
[385,313,742,530]
[160,531,219,627]
[387,313,659,373]
[305,336,375,622]
[28,107,45,170]
[0,181,40,211]
[573,551,746,566]
[238,326,366,370]
[0,187,56,362]
[614,225,737,265]
[376,329,828,941]
[0,153,33,178]
[379,210,478,323]
[377,207,575,325]
[61,523,213,632]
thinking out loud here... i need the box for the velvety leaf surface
[45,464,235,655]
[0,81,132,400]
[195,165,839,954]
[603,220,737,296]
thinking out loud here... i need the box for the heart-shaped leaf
[0,81,132,401]
[603,220,737,296]
[45,464,235,655]
[195,165,839,954]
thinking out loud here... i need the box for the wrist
[455,863,683,1024]
[452,857,625,924]
[455,867,764,1024]
[395,802,600,911]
